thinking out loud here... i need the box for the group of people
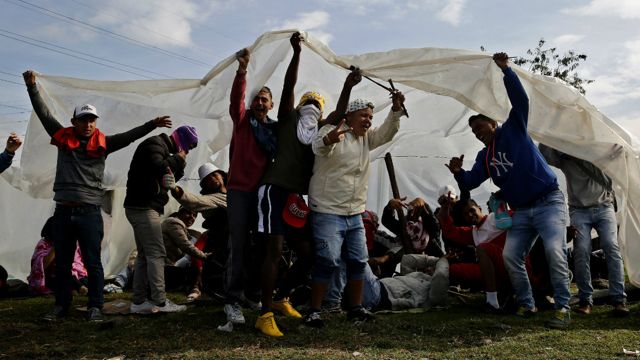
[0,32,629,336]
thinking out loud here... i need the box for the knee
[312,255,340,283]
[502,248,521,267]
[346,258,367,280]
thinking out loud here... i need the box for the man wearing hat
[124,125,198,315]
[304,87,406,328]
[23,70,172,322]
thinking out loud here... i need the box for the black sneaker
[346,307,374,322]
[303,311,324,328]
[42,306,67,322]
[484,303,504,315]
[86,307,105,322]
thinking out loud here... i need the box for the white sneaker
[224,303,245,324]
[157,299,187,313]
[130,301,159,314]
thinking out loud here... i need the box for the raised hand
[387,197,407,211]
[290,31,302,53]
[493,52,509,70]
[153,116,172,128]
[345,68,362,88]
[23,70,36,86]
[445,154,464,174]
[323,119,352,145]
[391,91,405,112]
[236,48,250,72]
[5,133,22,153]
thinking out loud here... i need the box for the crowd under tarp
[1,30,639,286]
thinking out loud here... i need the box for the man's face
[346,107,373,137]
[71,116,97,138]
[202,172,223,192]
[463,203,484,226]
[470,118,496,146]
[250,90,273,122]
[178,211,196,228]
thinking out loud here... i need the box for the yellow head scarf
[297,91,325,114]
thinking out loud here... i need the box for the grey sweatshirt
[538,144,614,208]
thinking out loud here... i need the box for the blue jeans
[52,204,104,309]
[323,260,346,306]
[503,190,571,311]
[570,203,626,305]
[311,212,368,283]
[361,264,381,310]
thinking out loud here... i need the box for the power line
[67,0,220,59]
[0,78,23,86]
[0,103,30,111]
[0,28,173,79]
[6,0,213,68]
[0,70,21,78]
[0,31,155,79]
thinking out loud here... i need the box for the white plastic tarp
[1,30,639,286]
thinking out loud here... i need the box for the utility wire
[0,28,172,79]
[0,78,23,86]
[0,31,155,79]
[67,0,220,59]
[0,103,30,111]
[6,0,213,68]
[0,70,21,78]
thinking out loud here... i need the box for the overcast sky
[1,0,638,140]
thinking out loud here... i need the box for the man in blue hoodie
[445,52,571,329]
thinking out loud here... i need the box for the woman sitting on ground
[28,217,88,296]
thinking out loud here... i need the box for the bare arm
[324,69,362,126]
[278,32,302,119]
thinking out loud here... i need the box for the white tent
[1,30,639,286]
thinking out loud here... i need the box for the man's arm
[229,49,249,124]
[164,220,207,261]
[106,116,172,154]
[368,92,405,150]
[447,152,489,192]
[0,133,22,174]
[278,32,301,120]
[172,187,227,211]
[23,71,63,137]
[493,53,529,132]
[323,70,362,126]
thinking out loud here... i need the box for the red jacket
[228,72,269,192]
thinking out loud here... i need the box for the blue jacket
[454,67,558,208]
[0,150,14,174]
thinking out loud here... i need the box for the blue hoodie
[454,67,558,208]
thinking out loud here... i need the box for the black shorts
[257,184,288,236]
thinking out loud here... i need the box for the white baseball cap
[438,185,458,199]
[73,104,99,119]
[198,163,217,181]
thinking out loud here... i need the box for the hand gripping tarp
[1,30,639,285]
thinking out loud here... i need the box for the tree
[511,38,594,95]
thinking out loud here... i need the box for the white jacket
[309,109,402,215]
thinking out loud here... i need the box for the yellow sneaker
[255,312,284,337]
[272,299,302,318]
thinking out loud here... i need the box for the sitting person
[162,207,210,300]
[437,196,511,313]
[362,256,449,311]
[167,163,228,299]
[382,197,443,257]
[28,217,88,296]
[364,210,402,279]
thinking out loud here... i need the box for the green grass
[0,293,638,359]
